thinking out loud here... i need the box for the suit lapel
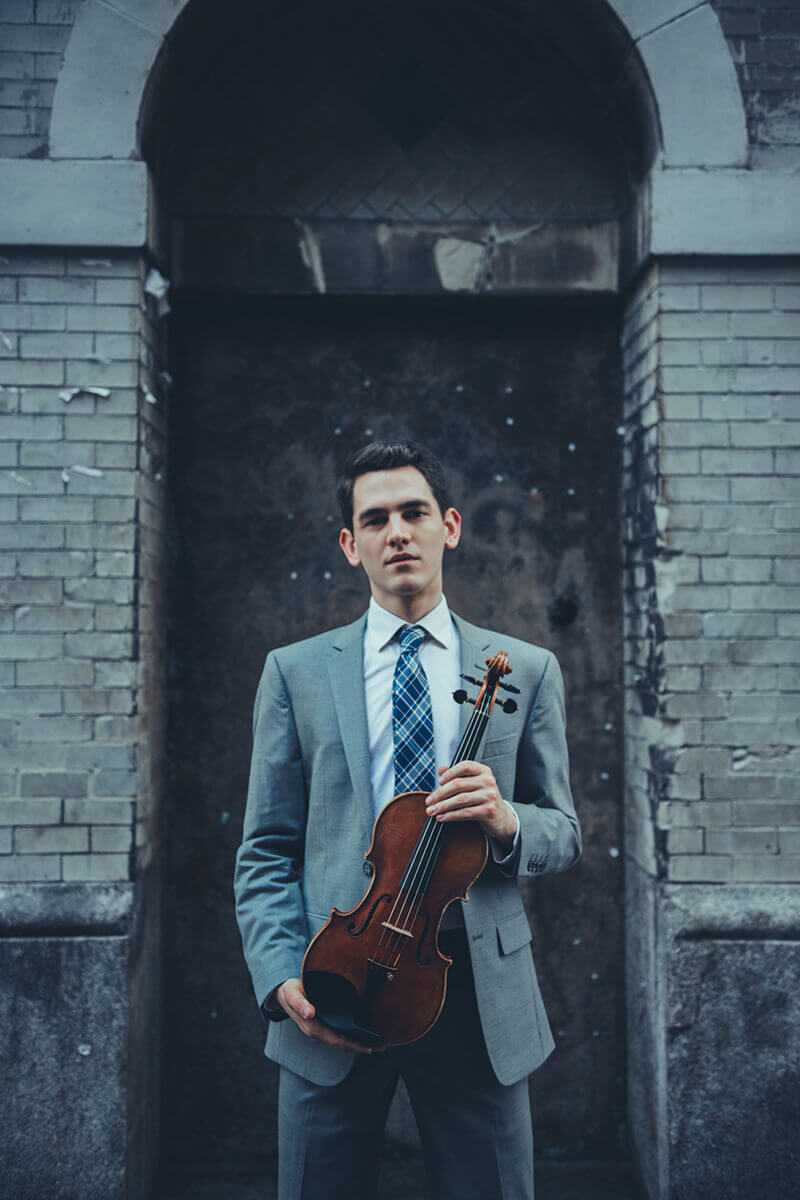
[327,613,374,842]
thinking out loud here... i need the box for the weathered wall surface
[621,257,800,1198]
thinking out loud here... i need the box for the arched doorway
[139,1,655,1190]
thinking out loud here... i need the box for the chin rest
[303,970,384,1047]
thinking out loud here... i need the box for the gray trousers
[277,930,534,1200]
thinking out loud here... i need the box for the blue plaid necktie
[392,624,437,795]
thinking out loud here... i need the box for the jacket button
[363,861,374,876]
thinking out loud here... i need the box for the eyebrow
[357,499,432,523]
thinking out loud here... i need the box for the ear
[339,526,361,567]
[443,506,461,550]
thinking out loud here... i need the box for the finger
[427,777,486,807]
[435,801,489,822]
[437,761,485,785]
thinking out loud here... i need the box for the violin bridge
[381,920,413,938]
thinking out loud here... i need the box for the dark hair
[336,439,450,531]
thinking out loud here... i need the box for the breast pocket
[481,731,519,760]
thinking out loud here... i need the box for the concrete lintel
[663,882,800,939]
[172,217,619,296]
[0,882,135,935]
[649,169,800,257]
[0,160,148,246]
[606,0,709,42]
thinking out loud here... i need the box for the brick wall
[0,0,76,159]
[0,247,168,883]
[622,258,800,886]
[712,1,800,164]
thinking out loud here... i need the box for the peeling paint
[296,221,326,293]
[433,236,486,292]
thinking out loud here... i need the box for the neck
[371,585,443,624]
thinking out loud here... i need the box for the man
[234,440,581,1199]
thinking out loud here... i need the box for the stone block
[0,934,128,1198]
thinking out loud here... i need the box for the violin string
[373,707,488,965]
[374,697,491,965]
[380,708,488,968]
[378,699,487,949]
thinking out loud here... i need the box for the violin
[301,650,520,1047]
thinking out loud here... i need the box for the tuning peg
[497,681,521,694]
[460,674,484,687]
[453,689,476,705]
[500,699,518,714]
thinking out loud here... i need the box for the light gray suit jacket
[234,609,581,1087]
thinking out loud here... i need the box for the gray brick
[0,468,64,495]
[702,396,773,420]
[703,613,775,638]
[20,332,93,359]
[730,311,800,338]
[96,551,135,577]
[15,824,88,853]
[94,716,137,740]
[778,615,800,637]
[668,855,732,882]
[705,665,777,691]
[660,312,728,339]
[732,856,800,883]
[0,689,62,715]
[64,415,137,442]
[775,342,800,365]
[780,831,800,854]
[65,744,135,770]
[0,414,61,440]
[16,550,92,577]
[16,660,93,686]
[0,633,61,660]
[91,826,133,852]
[20,772,87,798]
[63,578,134,605]
[96,444,137,470]
[734,802,800,826]
[731,533,800,556]
[94,499,136,522]
[64,523,135,551]
[732,638,800,664]
[671,584,729,611]
[0,828,11,852]
[15,604,92,632]
[666,478,729,503]
[0,304,66,332]
[776,449,800,474]
[62,853,128,882]
[731,585,800,611]
[661,421,728,449]
[18,277,94,304]
[657,285,700,312]
[16,715,90,741]
[701,449,773,475]
[701,285,773,311]
[95,279,141,305]
[0,524,63,549]
[700,339,773,367]
[705,775,777,800]
[20,388,95,415]
[774,287,800,310]
[64,797,132,824]
[0,51,34,78]
[666,828,704,854]
[20,496,93,521]
[0,854,61,881]
[0,799,61,825]
[706,828,779,856]
[92,769,137,797]
[67,304,139,333]
[63,632,133,659]
[702,558,771,584]
[63,689,134,715]
[95,661,135,688]
[63,469,136,497]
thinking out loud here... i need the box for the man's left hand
[426,762,517,849]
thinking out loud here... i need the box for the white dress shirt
[363,594,520,930]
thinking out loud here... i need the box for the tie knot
[398,624,426,655]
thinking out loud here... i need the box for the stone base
[626,864,800,1199]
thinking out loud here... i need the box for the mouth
[386,554,418,565]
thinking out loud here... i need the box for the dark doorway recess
[162,296,624,1180]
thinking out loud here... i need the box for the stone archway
[42,2,760,1197]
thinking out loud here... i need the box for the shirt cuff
[489,806,521,866]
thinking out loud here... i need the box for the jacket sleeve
[508,650,582,879]
[233,651,309,1017]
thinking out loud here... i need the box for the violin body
[302,789,488,1046]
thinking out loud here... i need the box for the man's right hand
[275,978,381,1055]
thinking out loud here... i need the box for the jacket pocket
[481,730,519,758]
[496,909,533,955]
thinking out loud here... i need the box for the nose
[387,514,410,544]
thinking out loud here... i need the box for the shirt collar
[367,593,454,652]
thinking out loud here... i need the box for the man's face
[339,466,461,608]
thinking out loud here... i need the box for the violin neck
[450,696,491,768]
